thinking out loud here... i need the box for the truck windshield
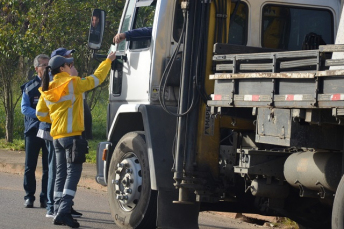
[262,5,333,50]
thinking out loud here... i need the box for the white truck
[88,0,344,228]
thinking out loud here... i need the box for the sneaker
[46,210,55,218]
[53,213,79,228]
[71,207,82,218]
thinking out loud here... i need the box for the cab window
[129,3,156,50]
[228,1,248,45]
[262,5,333,50]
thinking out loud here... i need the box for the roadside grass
[0,103,25,140]
[0,138,25,151]
[86,139,101,163]
[0,103,25,151]
[86,90,108,163]
[272,217,299,229]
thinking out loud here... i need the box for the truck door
[108,0,156,132]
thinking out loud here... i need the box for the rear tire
[332,175,344,229]
[108,131,157,229]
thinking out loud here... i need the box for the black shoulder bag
[67,138,89,164]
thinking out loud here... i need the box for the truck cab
[89,0,344,228]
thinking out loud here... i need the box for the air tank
[250,178,290,198]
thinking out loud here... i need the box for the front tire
[108,131,157,229]
[332,175,344,229]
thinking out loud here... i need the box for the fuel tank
[284,151,342,192]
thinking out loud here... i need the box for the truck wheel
[108,131,157,229]
[332,175,344,229]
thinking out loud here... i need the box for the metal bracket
[332,108,344,117]
[279,126,285,139]
[232,56,237,73]
[312,77,319,107]
[332,108,344,124]
[229,79,235,105]
[316,50,320,71]
[210,106,221,118]
[315,181,327,199]
[252,107,257,116]
[272,54,277,73]
[270,79,275,106]
[295,180,318,198]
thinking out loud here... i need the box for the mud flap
[157,188,199,229]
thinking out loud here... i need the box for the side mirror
[88,9,106,50]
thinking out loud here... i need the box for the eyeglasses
[38,63,48,67]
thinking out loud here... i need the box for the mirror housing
[88,9,106,50]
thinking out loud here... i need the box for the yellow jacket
[36,58,112,139]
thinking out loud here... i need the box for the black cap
[48,55,74,69]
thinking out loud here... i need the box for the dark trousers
[53,136,82,214]
[45,140,56,212]
[23,134,49,202]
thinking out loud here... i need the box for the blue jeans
[53,136,83,214]
[45,140,55,212]
[23,134,49,202]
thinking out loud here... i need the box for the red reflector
[286,95,294,101]
[252,95,260,101]
[214,94,222,100]
[332,94,341,101]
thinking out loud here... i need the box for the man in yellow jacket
[36,52,116,228]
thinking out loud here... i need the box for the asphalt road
[0,171,267,229]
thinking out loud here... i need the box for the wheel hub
[112,154,142,211]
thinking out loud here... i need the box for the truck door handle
[116,54,127,62]
[92,53,127,63]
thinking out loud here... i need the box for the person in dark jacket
[21,54,49,208]
[113,27,152,44]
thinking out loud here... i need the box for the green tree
[0,0,125,142]
[0,1,36,142]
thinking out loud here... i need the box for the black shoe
[71,207,82,218]
[53,213,80,228]
[24,199,34,208]
[40,200,47,208]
